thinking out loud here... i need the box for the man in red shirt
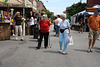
[36,14,51,49]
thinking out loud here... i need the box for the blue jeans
[56,25,60,35]
[59,32,69,52]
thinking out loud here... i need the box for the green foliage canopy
[67,2,86,19]
[41,9,54,18]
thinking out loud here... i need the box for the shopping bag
[67,36,73,46]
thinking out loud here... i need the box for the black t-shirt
[14,16,22,25]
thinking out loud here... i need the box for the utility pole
[80,0,82,3]
[23,0,25,36]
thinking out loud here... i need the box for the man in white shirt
[30,16,35,35]
[55,15,62,37]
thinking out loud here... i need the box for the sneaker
[62,52,67,54]
[97,38,100,40]
[15,38,18,41]
[90,49,93,52]
[54,35,56,36]
[45,46,48,49]
[36,47,40,50]
[20,39,24,41]
[12,34,15,37]
[87,49,90,53]
[59,50,62,53]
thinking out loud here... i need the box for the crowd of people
[1,9,100,55]
[53,9,100,54]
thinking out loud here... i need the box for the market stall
[0,23,10,40]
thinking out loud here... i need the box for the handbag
[60,28,68,33]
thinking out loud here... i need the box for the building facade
[87,0,100,6]
[37,1,46,12]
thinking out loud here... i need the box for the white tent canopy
[73,10,94,17]
[93,5,100,8]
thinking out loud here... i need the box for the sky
[40,0,86,15]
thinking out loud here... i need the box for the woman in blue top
[59,14,71,54]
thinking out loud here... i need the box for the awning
[25,0,32,8]
[93,5,100,8]
[7,0,23,7]
[0,0,23,8]
[86,5,100,12]
[0,0,8,2]
[73,10,94,17]
[0,2,8,7]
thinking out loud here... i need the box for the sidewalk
[0,26,100,67]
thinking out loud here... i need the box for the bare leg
[89,39,92,49]
[12,30,14,34]
[81,28,83,33]
[79,28,81,33]
[87,39,92,53]
[91,39,96,49]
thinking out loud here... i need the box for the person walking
[36,14,51,49]
[29,16,35,35]
[78,18,83,33]
[14,12,24,41]
[55,15,62,37]
[87,9,100,53]
[53,17,57,33]
[59,14,71,54]
[8,15,15,36]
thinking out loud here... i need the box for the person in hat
[36,14,51,49]
[87,9,100,53]
[59,14,71,54]
[14,12,24,41]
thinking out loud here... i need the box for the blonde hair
[16,12,20,15]
[14,12,20,17]
[43,14,47,17]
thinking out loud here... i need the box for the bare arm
[49,25,51,32]
[38,24,40,30]
[88,22,90,28]
[69,27,71,37]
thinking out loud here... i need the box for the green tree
[67,2,86,19]
[41,9,54,18]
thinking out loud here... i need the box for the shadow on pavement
[0,60,2,67]
[74,49,87,52]
[29,40,38,42]
[29,37,34,39]
[95,51,100,53]
[43,50,60,54]
[28,46,44,49]
[18,40,27,45]
[43,50,68,55]
[9,39,17,41]
[93,47,100,50]
[28,46,36,49]
[49,35,56,37]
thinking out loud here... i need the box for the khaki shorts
[88,28,99,40]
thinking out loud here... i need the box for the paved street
[0,25,100,67]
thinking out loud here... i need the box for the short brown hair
[95,8,99,12]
